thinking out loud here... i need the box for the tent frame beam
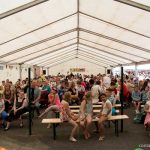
[0,0,49,20]
[114,0,150,12]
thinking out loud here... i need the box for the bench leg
[115,120,119,137]
[53,123,56,140]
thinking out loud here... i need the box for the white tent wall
[0,64,34,84]
[48,58,105,76]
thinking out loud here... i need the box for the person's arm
[13,94,17,110]
[16,99,27,112]
[0,100,5,114]
[33,89,41,103]
[80,100,86,120]
[105,102,112,117]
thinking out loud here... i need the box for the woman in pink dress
[39,87,61,128]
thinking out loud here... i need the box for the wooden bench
[42,114,129,140]
[69,104,121,109]
[71,109,120,114]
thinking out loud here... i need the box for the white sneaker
[69,137,77,142]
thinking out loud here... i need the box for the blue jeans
[1,111,8,121]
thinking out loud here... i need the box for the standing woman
[60,92,79,142]
[80,92,93,139]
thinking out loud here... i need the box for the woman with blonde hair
[60,92,79,142]
[80,91,93,139]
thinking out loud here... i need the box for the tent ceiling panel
[78,55,107,67]
[80,31,150,60]
[0,0,77,44]
[8,43,77,64]
[78,45,131,64]
[78,52,117,66]
[42,56,76,67]
[78,48,123,64]
[80,0,150,37]
[79,38,150,60]
[37,53,76,66]
[29,50,77,65]
[24,47,77,64]
[0,15,77,56]
[44,58,76,68]
[1,38,77,62]
[78,51,117,66]
[79,39,146,62]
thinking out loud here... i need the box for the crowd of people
[0,72,150,142]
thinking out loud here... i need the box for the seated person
[0,93,8,127]
[144,94,150,135]
[4,90,28,131]
[39,87,61,128]
[141,86,149,105]
[80,92,93,139]
[98,93,112,141]
[106,88,117,115]
[132,86,141,114]
[60,92,79,142]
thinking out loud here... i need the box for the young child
[106,88,117,115]
[80,91,93,139]
[141,86,149,105]
[132,86,141,114]
[0,93,8,127]
[60,92,79,142]
[98,93,112,141]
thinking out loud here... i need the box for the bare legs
[80,115,92,139]
[68,119,79,142]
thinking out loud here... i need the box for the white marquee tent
[0,0,150,77]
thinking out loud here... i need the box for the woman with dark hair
[4,90,28,130]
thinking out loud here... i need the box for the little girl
[60,92,79,142]
[0,93,8,127]
[132,86,141,114]
[80,91,93,139]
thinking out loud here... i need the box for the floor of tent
[0,107,150,150]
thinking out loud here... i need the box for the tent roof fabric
[0,0,150,68]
